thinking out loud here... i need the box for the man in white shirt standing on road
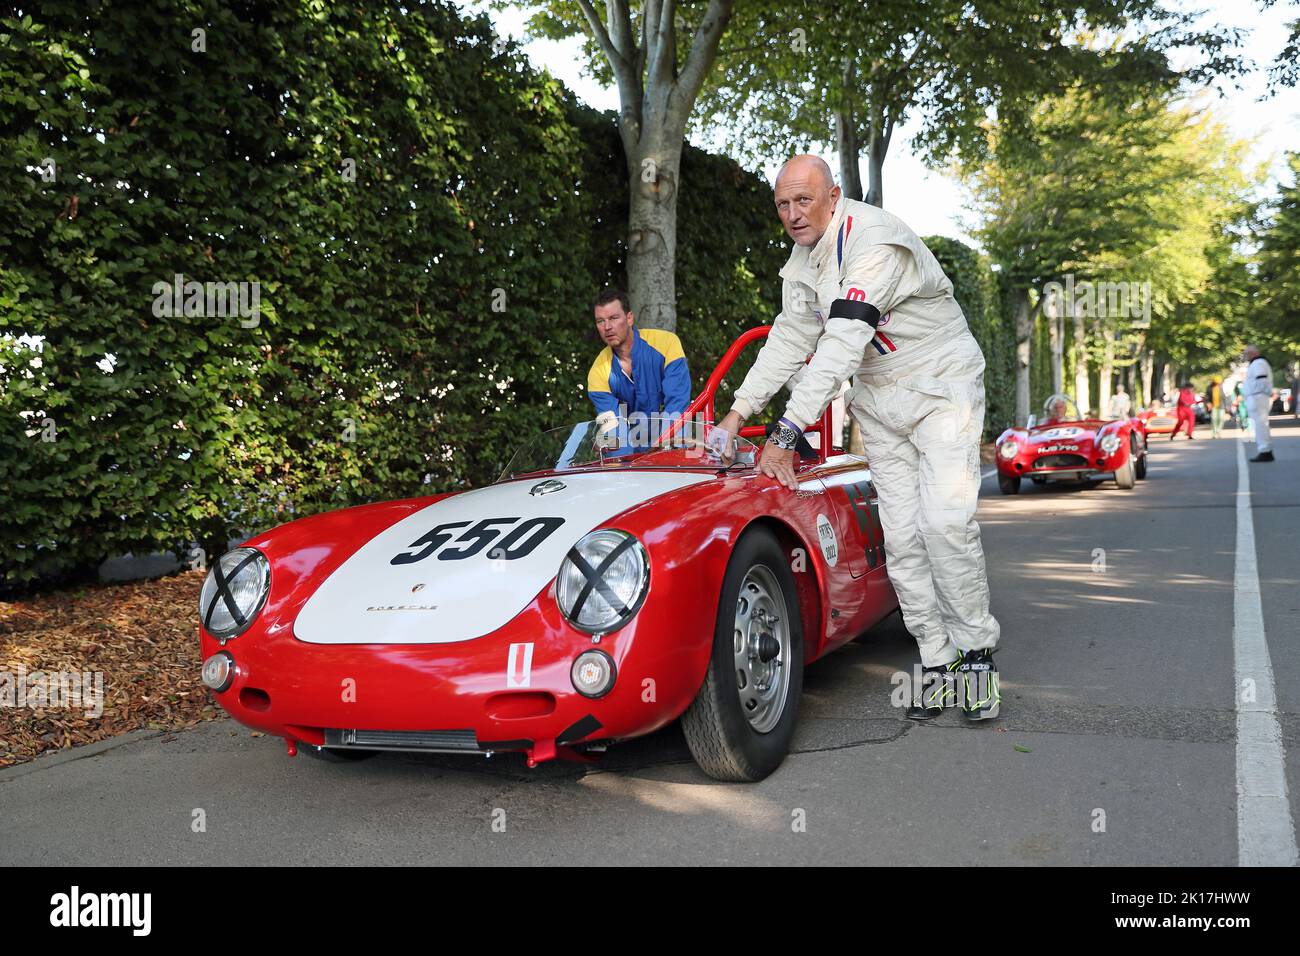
[1243,344,1274,462]
[1107,385,1132,420]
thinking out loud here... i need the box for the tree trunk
[625,134,682,331]
[1015,289,1032,426]
[1139,348,1154,407]
[1072,309,1090,416]
[836,110,862,201]
[1099,321,1114,415]
[1047,295,1063,395]
[572,0,735,333]
[864,113,887,208]
[859,81,893,208]
[835,64,862,202]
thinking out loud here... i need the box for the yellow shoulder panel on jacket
[588,347,614,392]
[639,328,685,365]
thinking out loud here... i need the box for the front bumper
[1000,448,1130,481]
[200,587,709,766]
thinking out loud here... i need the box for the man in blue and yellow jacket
[587,288,690,433]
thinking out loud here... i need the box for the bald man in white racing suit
[715,157,1001,721]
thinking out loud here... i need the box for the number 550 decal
[390,517,566,565]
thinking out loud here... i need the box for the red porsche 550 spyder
[993,394,1148,494]
[198,328,898,782]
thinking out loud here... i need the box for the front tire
[1115,452,1136,489]
[1133,435,1148,480]
[681,526,804,782]
[998,472,1021,495]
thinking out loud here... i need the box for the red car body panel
[201,330,898,766]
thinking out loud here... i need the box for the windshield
[1041,393,1081,423]
[499,418,759,481]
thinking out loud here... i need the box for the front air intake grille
[324,728,481,752]
[1034,454,1088,469]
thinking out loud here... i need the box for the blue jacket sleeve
[662,355,691,417]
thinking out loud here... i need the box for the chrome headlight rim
[199,547,271,641]
[998,440,1019,460]
[556,529,650,635]
[1099,434,1121,453]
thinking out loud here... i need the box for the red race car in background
[994,394,1148,494]
[198,328,898,783]
[1137,400,1178,435]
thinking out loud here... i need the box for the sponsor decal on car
[391,516,566,565]
[816,514,838,567]
[506,642,534,688]
[1039,427,1082,440]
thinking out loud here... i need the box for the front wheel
[998,472,1021,495]
[1115,453,1136,489]
[681,526,804,782]
[1133,436,1147,480]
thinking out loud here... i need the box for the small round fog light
[570,650,616,698]
[202,651,235,692]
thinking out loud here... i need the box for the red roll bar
[663,325,841,465]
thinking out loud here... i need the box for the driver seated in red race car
[1041,393,1080,426]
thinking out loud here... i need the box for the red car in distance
[994,394,1149,494]
[1137,402,1178,435]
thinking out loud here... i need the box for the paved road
[3,418,1296,865]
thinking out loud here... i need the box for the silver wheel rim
[731,564,792,734]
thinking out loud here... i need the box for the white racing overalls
[732,197,1000,667]
[1245,356,1273,454]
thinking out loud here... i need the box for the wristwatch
[769,417,802,451]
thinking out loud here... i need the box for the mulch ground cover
[0,570,222,768]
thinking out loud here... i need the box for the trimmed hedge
[0,0,787,591]
[2,1,1011,593]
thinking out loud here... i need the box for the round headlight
[998,441,1019,460]
[1099,434,1121,453]
[571,650,617,698]
[202,651,235,692]
[199,547,271,640]
[556,530,649,634]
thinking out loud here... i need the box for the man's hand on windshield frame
[707,409,745,464]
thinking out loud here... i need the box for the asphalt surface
[2,416,1296,866]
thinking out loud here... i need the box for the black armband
[828,298,881,327]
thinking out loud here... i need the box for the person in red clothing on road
[1172,381,1197,440]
